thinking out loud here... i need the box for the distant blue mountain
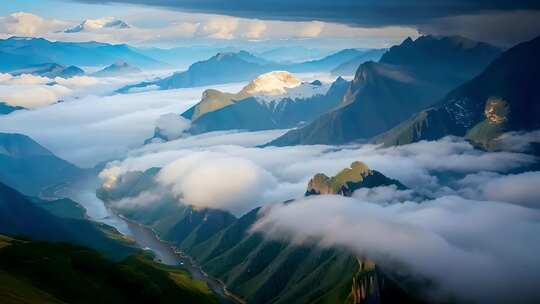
[289,49,366,72]
[0,102,24,115]
[117,50,281,93]
[117,48,377,93]
[9,63,84,78]
[136,45,240,68]
[257,46,336,63]
[0,36,162,71]
[0,133,83,196]
[92,61,141,77]
[331,49,387,75]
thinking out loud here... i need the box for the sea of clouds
[1,72,539,303]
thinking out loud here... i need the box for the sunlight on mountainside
[0,1,539,304]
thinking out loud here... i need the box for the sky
[0,0,539,49]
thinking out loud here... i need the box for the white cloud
[252,195,540,303]
[352,185,416,205]
[0,73,50,85]
[0,73,124,108]
[201,17,239,39]
[97,131,538,219]
[0,11,416,48]
[456,171,540,208]
[492,130,540,153]
[0,12,66,37]
[296,21,324,38]
[0,79,246,166]
[0,84,71,108]
[156,152,277,215]
[154,113,191,141]
[109,190,162,209]
[243,20,267,39]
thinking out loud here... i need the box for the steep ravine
[97,162,422,304]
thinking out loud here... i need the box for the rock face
[306,161,406,196]
[0,36,160,71]
[377,34,540,149]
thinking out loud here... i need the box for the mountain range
[376,35,540,150]
[0,36,161,71]
[330,48,387,76]
[117,51,278,93]
[287,48,366,72]
[118,49,373,93]
[306,161,406,196]
[266,35,502,146]
[0,181,135,259]
[8,63,85,78]
[92,61,141,77]
[0,133,82,196]
[0,235,217,304]
[97,161,420,304]
[167,72,349,136]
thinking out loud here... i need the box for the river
[59,177,244,304]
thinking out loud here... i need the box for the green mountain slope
[0,182,135,260]
[306,161,406,196]
[185,77,349,135]
[0,236,217,304]
[98,162,419,304]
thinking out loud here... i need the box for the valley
[55,176,244,304]
[0,3,539,303]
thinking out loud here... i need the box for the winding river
[60,178,243,304]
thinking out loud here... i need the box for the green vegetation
[0,181,137,261]
[0,236,218,304]
[306,161,406,196]
[99,159,414,304]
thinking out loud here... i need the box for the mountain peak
[306,161,405,196]
[380,35,500,68]
[64,18,130,33]
[241,71,301,96]
[93,60,140,77]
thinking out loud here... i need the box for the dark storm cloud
[71,0,540,27]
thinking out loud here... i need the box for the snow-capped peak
[241,71,302,96]
[255,81,331,106]
[64,18,130,33]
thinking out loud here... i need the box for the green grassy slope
[0,236,217,304]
